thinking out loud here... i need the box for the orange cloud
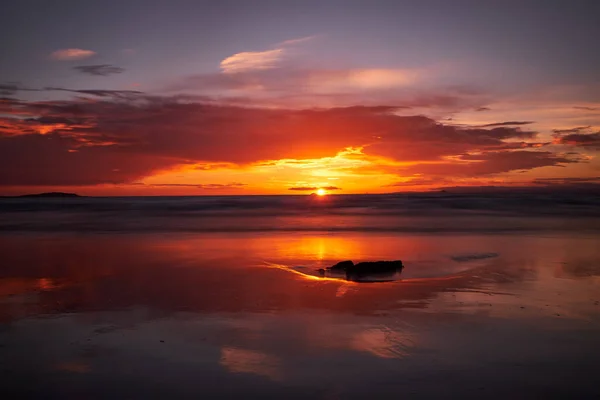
[220,35,316,74]
[316,68,418,91]
[50,48,96,60]
[220,49,284,73]
[0,93,594,194]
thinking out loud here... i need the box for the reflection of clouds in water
[220,347,282,381]
[305,322,417,359]
[351,326,416,359]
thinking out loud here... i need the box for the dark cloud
[553,126,600,149]
[0,84,19,96]
[288,186,341,191]
[533,177,600,185]
[553,126,591,135]
[530,177,600,193]
[394,151,581,177]
[365,120,539,162]
[140,183,246,189]
[0,133,180,185]
[0,94,585,186]
[44,87,142,98]
[479,121,534,127]
[0,83,140,99]
[0,83,39,96]
[573,106,598,111]
[475,107,491,112]
[74,65,125,76]
[553,131,600,149]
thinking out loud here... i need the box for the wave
[1,193,599,233]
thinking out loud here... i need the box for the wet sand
[1,232,600,398]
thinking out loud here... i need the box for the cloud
[220,49,284,73]
[74,65,125,76]
[553,131,600,149]
[132,182,246,189]
[50,49,96,60]
[552,126,600,148]
[529,176,600,193]
[475,107,491,112]
[0,83,41,96]
[479,121,534,127]
[312,68,419,91]
[0,83,20,96]
[211,36,420,100]
[276,35,318,47]
[163,37,486,111]
[573,106,598,111]
[44,87,143,98]
[164,68,479,110]
[288,186,341,191]
[220,35,316,74]
[1,84,141,100]
[397,151,581,177]
[0,133,178,185]
[385,176,510,188]
[553,126,591,135]
[0,95,586,187]
[533,176,600,185]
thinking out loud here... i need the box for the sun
[316,188,327,196]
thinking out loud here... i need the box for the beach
[1,194,600,398]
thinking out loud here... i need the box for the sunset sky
[1,0,599,195]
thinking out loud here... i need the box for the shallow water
[1,231,599,398]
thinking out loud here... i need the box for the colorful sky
[1,0,599,195]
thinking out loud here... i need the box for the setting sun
[316,188,326,196]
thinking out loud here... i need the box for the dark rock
[321,260,404,281]
[348,260,403,275]
[328,260,354,271]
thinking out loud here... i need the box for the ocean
[2,191,600,233]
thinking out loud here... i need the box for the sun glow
[316,188,326,196]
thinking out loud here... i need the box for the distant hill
[16,192,81,198]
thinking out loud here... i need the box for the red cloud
[554,132,600,149]
[401,151,580,176]
[0,95,586,187]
